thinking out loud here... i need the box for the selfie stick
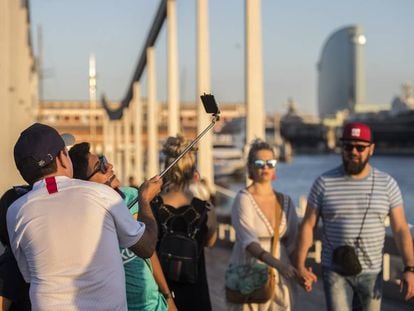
[159,112,220,178]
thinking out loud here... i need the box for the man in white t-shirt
[7,123,162,311]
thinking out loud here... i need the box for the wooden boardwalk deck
[205,246,412,311]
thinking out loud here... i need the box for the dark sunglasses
[87,155,109,180]
[253,159,277,169]
[343,143,371,153]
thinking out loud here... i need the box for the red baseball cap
[341,122,372,143]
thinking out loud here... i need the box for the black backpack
[154,197,208,284]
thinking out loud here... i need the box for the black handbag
[332,245,362,276]
[322,171,375,276]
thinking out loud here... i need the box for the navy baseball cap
[14,123,73,170]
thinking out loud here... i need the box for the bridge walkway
[205,245,412,311]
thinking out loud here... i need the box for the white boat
[213,135,245,177]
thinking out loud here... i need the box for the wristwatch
[163,291,175,300]
[403,266,414,273]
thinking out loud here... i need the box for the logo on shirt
[121,248,137,264]
[351,128,361,137]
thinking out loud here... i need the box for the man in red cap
[295,122,414,310]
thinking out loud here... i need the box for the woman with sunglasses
[69,143,177,311]
[227,139,307,310]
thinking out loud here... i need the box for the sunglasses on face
[342,143,371,153]
[253,159,277,169]
[87,155,109,180]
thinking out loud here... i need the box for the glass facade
[317,26,365,118]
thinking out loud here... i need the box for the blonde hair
[162,134,197,188]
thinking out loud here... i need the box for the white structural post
[106,119,115,164]
[383,253,390,281]
[245,0,265,143]
[0,0,13,193]
[89,53,97,151]
[146,47,159,177]
[123,107,132,184]
[132,82,144,184]
[113,120,121,177]
[196,0,214,190]
[167,0,180,136]
[0,1,38,192]
[116,120,125,183]
[102,114,109,155]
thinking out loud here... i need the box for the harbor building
[0,0,38,192]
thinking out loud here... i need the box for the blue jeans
[322,267,383,311]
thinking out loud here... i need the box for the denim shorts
[322,267,383,311]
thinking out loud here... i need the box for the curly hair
[162,134,197,188]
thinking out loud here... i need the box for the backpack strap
[188,197,209,238]
[157,197,209,238]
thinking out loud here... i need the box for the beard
[342,154,370,175]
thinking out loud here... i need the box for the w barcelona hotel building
[317,26,366,118]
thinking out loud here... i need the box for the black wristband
[403,266,414,273]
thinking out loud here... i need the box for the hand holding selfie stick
[159,94,220,178]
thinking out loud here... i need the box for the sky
[30,0,414,115]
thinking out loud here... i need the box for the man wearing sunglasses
[296,122,414,310]
[7,123,162,310]
[69,142,176,311]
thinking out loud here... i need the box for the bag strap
[270,192,283,257]
[320,169,375,267]
[158,197,209,238]
[189,197,209,238]
[356,170,375,246]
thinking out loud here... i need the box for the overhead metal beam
[102,0,167,120]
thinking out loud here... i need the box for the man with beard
[295,122,414,310]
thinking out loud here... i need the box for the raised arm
[129,176,162,258]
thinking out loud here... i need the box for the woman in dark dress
[151,134,217,311]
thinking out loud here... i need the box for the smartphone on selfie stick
[128,94,219,209]
[159,93,220,178]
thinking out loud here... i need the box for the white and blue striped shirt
[308,166,403,273]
